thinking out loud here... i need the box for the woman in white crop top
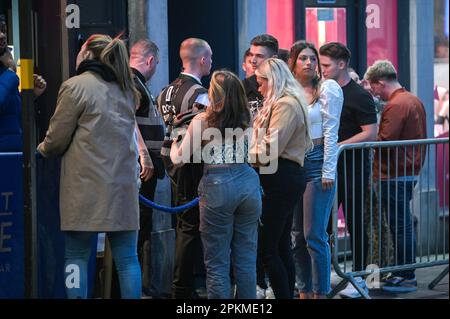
[288,41,343,299]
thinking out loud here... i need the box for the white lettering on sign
[366,264,381,289]
[0,222,12,253]
[0,263,11,272]
[1,192,12,211]
[366,4,381,29]
[0,192,14,253]
[0,192,13,216]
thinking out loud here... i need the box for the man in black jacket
[130,39,166,296]
[157,38,211,299]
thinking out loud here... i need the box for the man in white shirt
[157,38,212,299]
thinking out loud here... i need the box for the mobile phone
[0,15,7,55]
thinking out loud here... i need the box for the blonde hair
[130,39,159,61]
[84,34,139,103]
[255,58,313,152]
[364,60,398,83]
[180,38,210,66]
[288,40,322,103]
[0,50,16,72]
[207,70,250,134]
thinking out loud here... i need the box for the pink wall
[267,0,295,50]
[305,8,347,49]
[266,0,399,69]
[366,0,398,69]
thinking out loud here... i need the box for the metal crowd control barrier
[329,137,449,299]
[139,194,199,213]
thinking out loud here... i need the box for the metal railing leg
[328,278,349,299]
[328,276,371,299]
[428,265,449,290]
[347,276,371,299]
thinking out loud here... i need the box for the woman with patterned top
[170,70,262,299]
[37,34,142,299]
[289,41,343,299]
[250,58,313,299]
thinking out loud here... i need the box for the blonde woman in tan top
[250,58,313,299]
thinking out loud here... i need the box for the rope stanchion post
[103,237,113,299]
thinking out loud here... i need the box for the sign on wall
[0,153,24,298]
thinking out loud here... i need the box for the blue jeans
[259,158,306,299]
[64,231,142,299]
[292,145,335,295]
[380,180,416,279]
[198,164,262,299]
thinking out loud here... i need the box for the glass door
[303,0,362,239]
[267,0,400,77]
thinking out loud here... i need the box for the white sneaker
[256,285,266,299]
[338,277,369,299]
[265,286,275,299]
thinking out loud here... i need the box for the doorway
[67,0,128,77]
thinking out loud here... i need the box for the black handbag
[160,106,206,184]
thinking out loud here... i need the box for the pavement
[143,264,449,300]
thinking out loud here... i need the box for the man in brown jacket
[365,60,427,293]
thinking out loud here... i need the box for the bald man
[158,38,211,123]
[157,38,212,299]
[129,39,167,297]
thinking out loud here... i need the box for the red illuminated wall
[306,8,347,50]
[366,0,398,69]
[266,0,399,69]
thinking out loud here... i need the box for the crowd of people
[0,29,431,299]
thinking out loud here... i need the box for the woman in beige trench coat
[38,34,142,299]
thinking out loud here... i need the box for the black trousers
[259,159,306,299]
[337,150,370,272]
[137,174,158,264]
[171,163,204,299]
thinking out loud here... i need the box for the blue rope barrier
[139,194,199,214]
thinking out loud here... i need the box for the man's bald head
[131,39,159,62]
[180,38,211,66]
